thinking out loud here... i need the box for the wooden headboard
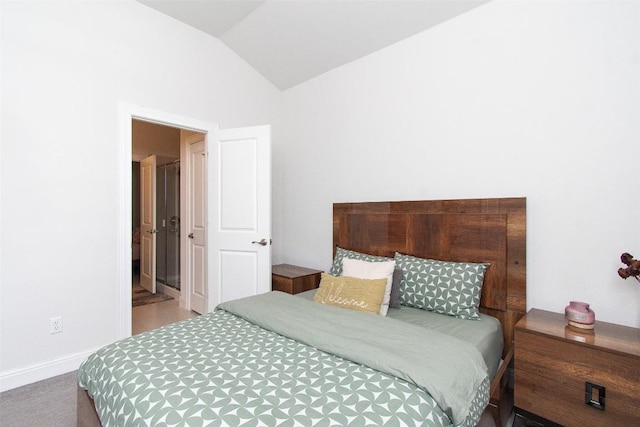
[333,197,526,356]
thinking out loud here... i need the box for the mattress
[389,306,504,379]
[78,291,491,427]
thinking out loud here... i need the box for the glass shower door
[165,162,180,289]
[156,162,181,290]
[156,166,167,287]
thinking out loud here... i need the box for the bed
[77,197,526,427]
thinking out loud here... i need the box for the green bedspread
[219,292,488,425]
[78,291,490,427]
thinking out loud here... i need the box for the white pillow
[342,258,395,316]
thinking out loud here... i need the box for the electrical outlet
[50,317,63,334]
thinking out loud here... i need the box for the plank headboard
[333,197,526,356]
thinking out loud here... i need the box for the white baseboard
[0,347,102,393]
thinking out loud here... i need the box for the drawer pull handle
[585,382,606,410]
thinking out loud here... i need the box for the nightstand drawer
[515,370,627,426]
[516,331,640,390]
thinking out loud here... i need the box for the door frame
[117,103,217,340]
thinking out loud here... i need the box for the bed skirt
[76,386,509,427]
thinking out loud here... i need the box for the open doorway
[131,120,203,334]
[132,120,180,295]
[117,103,271,340]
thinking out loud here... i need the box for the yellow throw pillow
[313,273,387,315]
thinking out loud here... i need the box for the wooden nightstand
[514,308,640,426]
[272,264,322,295]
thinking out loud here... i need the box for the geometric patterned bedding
[78,309,489,427]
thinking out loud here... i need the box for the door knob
[252,238,268,246]
[188,233,194,239]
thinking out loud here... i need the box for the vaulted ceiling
[137,0,489,90]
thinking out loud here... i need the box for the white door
[140,155,157,293]
[209,125,271,311]
[185,134,208,314]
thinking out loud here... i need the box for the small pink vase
[565,301,595,325]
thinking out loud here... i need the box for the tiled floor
[131,274,199,335]
[132,298,199,335]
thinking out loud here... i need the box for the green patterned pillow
[394,252,489,320]
[329,247,393,276]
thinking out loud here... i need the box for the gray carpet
[0,371,77,426]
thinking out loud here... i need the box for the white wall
[2,0,639,392]
[277,1,640,327]
[0,1,280,390]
